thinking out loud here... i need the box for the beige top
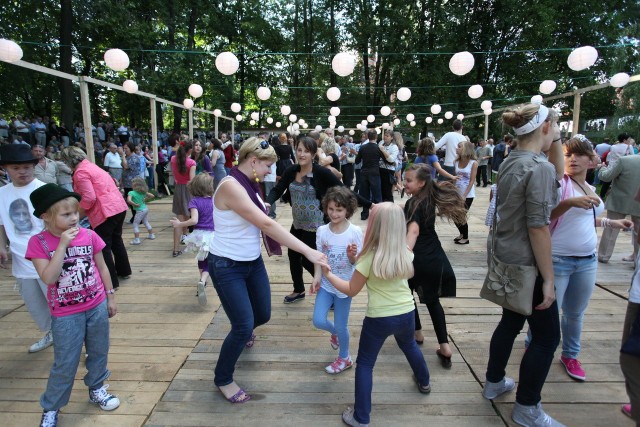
[599,155,640,216]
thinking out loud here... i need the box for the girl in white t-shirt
[453,142,478,244]
[311,187,363,375]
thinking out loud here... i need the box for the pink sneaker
[325,356,352,374]
[330,334,339,350]
[621,403,632,418]
[560,355,586,381]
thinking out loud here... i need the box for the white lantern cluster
[188,84,203,98]
[367,114,375,123]
[235,114,243,121]
[397,87,411,102]
[122,80,138,94]
[276,121,282,128]
[266,117,273,124]
[289,114,297,122]
[393,118,401,126]
[483,109,492,116]
[468,84,483,99]
[215,51,239,75]
[250,120,256,126]
[430,104,441,115]
[410,121,416,127]
[327,87,341,101]
[281,105,291,116]
[480,100,492,111]
[104,48,130,72]
[382,122,390,129]
[0,39,23,63]
[380,106,391,116]
[531,95,544,104]
[375,128,381,134]
[256,86,271,101]
[567,46,598,71]
[457,113,464,120]
[406,113,415,122]
[610,72,630,88]
[183,99,194,109]
[425,117,433,124]
[338,125,345,133]
[231,103,241,113]
[539,80,556,95]
[250,112,260,121]
[444,111,453,120]
[213,109,222,117]
[449,51,475,76]
[437,118,444,124]
[330,106,341,117]
[332,52,357,77]
[315,125,323,131]
[349,129,355,135]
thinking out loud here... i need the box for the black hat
[0,144,38,165]
[30,183,81,218]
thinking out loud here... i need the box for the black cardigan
[266,162,372,209]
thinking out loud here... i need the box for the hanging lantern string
[16,40,634,56]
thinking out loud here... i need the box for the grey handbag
[479,185,538,316]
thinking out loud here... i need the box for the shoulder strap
[36,233,52,260]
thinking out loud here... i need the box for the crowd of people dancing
[1,102,639,427]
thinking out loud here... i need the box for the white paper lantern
[480,100,492,111]
[380,106,391,116]
[449,51,474,76]
[183,99,194,109]
[430,104,441,115]
[294,130,300,136]
[286,125,293,133]
[382,122,390,129]
[280,105,291,116]
[236,114,243,121]
[276,121,282,128]
[329,124,336,129]
[292,123,300,131]
[531,95,544,104]
[256,86,271,101]
[231,102,241,113]
[567,46,598,71]
[328,117,337,125]
[437,118,444,124]
[215,51,239,75]
[397,87,411,102]
[315,125,323,131]
[539,80,556,95]
[250,120,256,125]
[425,117,433,124]
[483,109,492,116]
[444,111,453,119]
[457,114,464,120]
[0,39,23,63]
[468,84,483,99]
[393,118,401,126]
[250,112,260,121]
[122,80,138,94]
[327,87,341,101]
[332,52,357,77]
[104,48,129,71]
[188,84,203,98]
[406,113,415,122]
[349,129,355,135]
[289,114,297,122]
[264,117,272,124]
[337,126,345,133]
[367,114,375,123]
[610,72,631,88]
[410,121,416,127]
[301,123,308,129]
[213,109,222,117]
[330,106,341,117]
[361,120,368,126]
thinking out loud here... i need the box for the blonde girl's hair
[321,137,336,154]
[393,131,404,149]
[132,177,148,193]
[188,173,214,197]
[502,103,559,143]
[457,141,477,162]
[41,197,79,229]
[239,137,277,163]
[359,202,414,280]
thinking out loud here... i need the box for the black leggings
[288,226,316,294]
[454,197,474,239]
[413,299,449,344]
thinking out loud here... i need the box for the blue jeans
[41,300,111,411]
[312,288,352,359]
[353,311,430,424]
[209,254,271,387]
[524,254,597,359]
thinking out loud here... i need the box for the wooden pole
[215,116,219,139]
[150,98,159,191]
[572,92,581,136]
[78,77,95,163]
[231,120,235,146]
[484,113,489,140]
[188,110,194,140]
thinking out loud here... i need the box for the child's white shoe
[89,384,120,411]
[131,238,141,245]
[148,233,156,240]
[325,356,352,374]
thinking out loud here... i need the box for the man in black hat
[0,144,53,352]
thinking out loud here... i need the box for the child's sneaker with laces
[89,384,120,411]
[130,238,141,245]
[559,355,585,381]
[197,281,207,306]
[330,334,339,350]
[40,410,59,427]
[482,376,515,399]
[325,356,352,374]
[148,233,156,240]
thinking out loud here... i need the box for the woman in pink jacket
[60,147,131,289]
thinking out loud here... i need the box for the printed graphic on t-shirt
[48,245,101,309]
[9,198,35,235]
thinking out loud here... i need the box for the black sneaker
[283,292,305,304]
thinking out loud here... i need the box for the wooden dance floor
[0,186,635,426]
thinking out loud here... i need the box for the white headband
[513,105,549,136]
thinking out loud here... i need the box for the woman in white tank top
[209,137,328,404]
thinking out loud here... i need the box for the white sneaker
[29,330,53,353]
[512,402,565,427]
[148,233,156,240]
[89,384,120,411]
[130,238,141,245]
[180,234,187,244]
[482,377,515,399]
[40,409,59,427]
[197,281,207,306]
